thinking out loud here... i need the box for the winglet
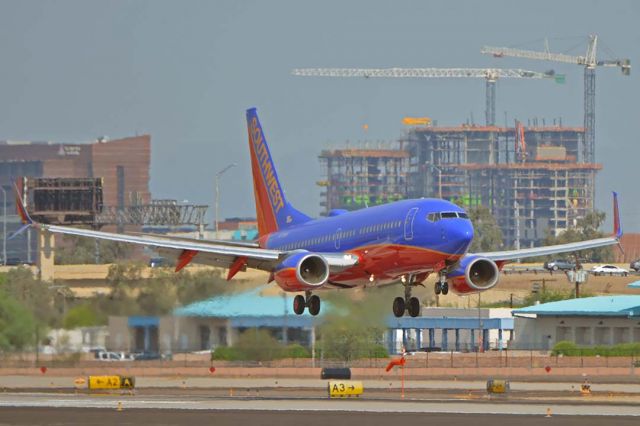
[613,191,622,239]
[9,183,34,240]
[14,183,33,225]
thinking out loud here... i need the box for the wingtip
[613,191,622,239]
[13,182,33,226]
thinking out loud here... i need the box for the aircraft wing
[14,188,358,275]
[29,223,358,274]
[472,191,623,263]
[473,236,619,262]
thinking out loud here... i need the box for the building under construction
[318,148,409,214]
[320,123,600,249]
[406,123,600,248]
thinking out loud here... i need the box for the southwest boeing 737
[15,108,623,317]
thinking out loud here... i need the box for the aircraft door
[334,227,342,250]
[403,207,419,241]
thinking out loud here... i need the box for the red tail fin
[246,108,310,237]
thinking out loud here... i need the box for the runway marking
[0,394,639,416]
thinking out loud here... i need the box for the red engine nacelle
[447,256,500,294]
[273,252,330,292]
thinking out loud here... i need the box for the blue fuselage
[264,199,474,284]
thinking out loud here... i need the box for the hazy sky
[0,0,638,230]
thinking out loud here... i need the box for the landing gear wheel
[392,297,405,318]
[308,295,321,316]
[441,282,449,295]
[408,297,420,317]
[434,282,442,295]
[293,295,306,315]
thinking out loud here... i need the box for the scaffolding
[318,148,409,214]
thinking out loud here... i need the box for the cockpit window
[428,211,469,221]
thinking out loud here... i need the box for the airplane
[14,108,623,318]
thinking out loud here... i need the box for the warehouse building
[512,296,640,350]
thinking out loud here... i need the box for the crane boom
[292,66,560,126]
[481,46,591,66]
[292,67,555,80]
[481,35,600,67]
[481,34,630,163]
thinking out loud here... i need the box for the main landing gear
[434,273,449,296]
[392,276,421,318]
[293,291,321,316]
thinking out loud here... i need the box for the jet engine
[446,255,500,294]
[273,252,330,292]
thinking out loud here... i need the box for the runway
[0,407,639,426]
[0,392,639,416]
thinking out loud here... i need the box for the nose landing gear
[392,276,421,318]
[293,291,321,316]
[434,273,449,295]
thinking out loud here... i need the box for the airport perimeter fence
[1,349,640,370]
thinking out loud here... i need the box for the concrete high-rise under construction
[319,123,600,249]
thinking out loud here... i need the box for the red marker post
[385,355,406,399]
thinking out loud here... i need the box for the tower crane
[292,67,563,126]
[481,35,630,162]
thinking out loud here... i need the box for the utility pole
[215,163,236,239]
[0,186,6,265]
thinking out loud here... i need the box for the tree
[0,290,36,350]
[1,267,59,326]
[544,211,613,262]
[63,304,103,329]
[94,263,236,317]
[465,205,503,252]
[234,329,284,361]
[55,235,133,264]
[318,290,389,361]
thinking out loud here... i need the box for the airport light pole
[0,186,6,265]
[215,163,236,239]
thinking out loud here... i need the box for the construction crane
[481,35,630,163]
[292,67,562,126]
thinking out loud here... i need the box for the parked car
[133,351,163,361]
[149,257,166,268]
[630,259,640,272]
[88,347,107,359]
[590,265,629,276]
[544,259,576,271]
[96,351,128,361]
[4,257,30,266]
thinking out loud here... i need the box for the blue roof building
[627,281,640,289]
[174,287,325,328]
[513,296,640,317]
[511,296,640,350]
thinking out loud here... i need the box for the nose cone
[446,220,474,254]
